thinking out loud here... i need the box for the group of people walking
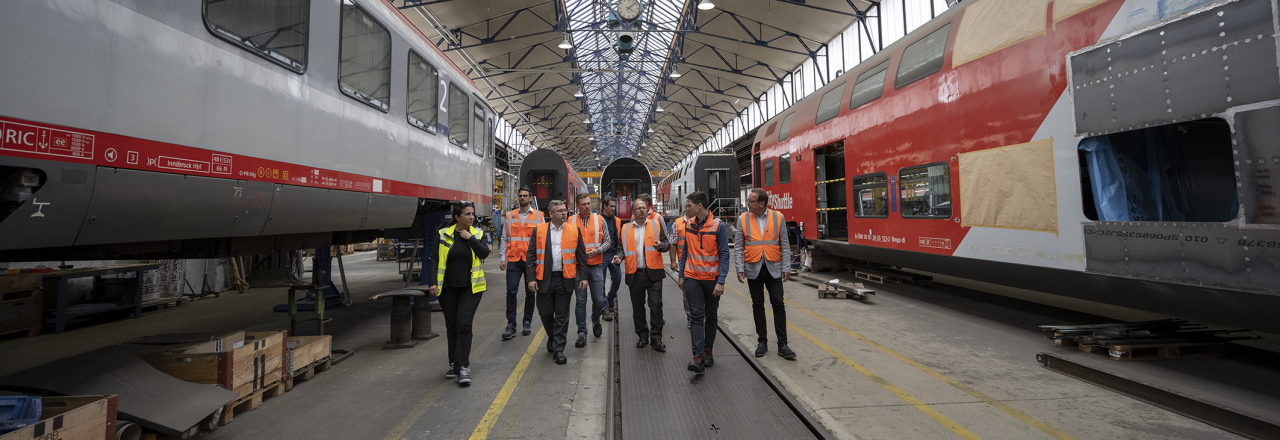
[425,186,799,386]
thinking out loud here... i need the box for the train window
[778,113,795,142]
[895,23,952,90]
[472,104,485,156]
[815,83,847,125]
[1077,118,1237,222]
[763,158,775,187]
[338,1,391,112]
[407,51,439,133]
[204,0,309,73]
[849,60,889,110]
[899,164,951,218]
[851,173,889,218]
[448,83,469,147]
[778,154,791,183]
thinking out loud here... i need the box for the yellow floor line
[771,284,1075,440]
[727,286,982,440]
[380,380,453,440]
[470,329,547,440]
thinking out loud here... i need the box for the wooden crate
[140,331,285,399]
[0,274,42,340]
[285,335,331,377]
[0,395,118,440]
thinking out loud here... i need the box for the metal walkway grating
[616,276,817,439]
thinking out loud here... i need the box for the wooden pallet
[1099,342,1227,361]
[0,326,39,343]
[141,297,187,310]
[283,357,332,392]
[218,379,287,426]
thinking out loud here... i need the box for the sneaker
[704,349,715,367]
[593,320,602,338]
[576,332,587,348]
[522,322,532,336]
[458,367,471,386]
[754,342,767,358]
[445,363,457,379]
[602,305,615,321]
[501,324,516,341]
[778,345,797,360]
[687,356,705,374]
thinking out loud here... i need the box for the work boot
[602,304,615,321]
[576,332,587,348]
[501,324,516,341]
[754,342,767,358]
[778,345,797,360]
[704,348,715,367]
[651,338,666,352]
[522,322,532,336]
[593,320,602,338]
[687,355,705,374]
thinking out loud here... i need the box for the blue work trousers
[574,264,606,334]
[505,260,537,327]
[602,252,621,306]
[684,279,721,357]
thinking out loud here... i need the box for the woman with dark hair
[426,202,490,386]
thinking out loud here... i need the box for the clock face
[618,0,641,21]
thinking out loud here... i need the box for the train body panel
[751,0,1280,330]
[0,0,496,259]
[657,153,740,221]
[599,158,652,220]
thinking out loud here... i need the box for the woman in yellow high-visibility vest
[427,202,489,386]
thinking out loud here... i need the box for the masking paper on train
[1053,0,1110,22]
[952,0,1047,68]
[958,138,1058,234]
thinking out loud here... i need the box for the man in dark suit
[527,200,590,365]
[612,198,672,351]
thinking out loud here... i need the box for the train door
[534,173,553,200]
[615,181,635,219]
[813,142,847,240]
[706,168,731,219]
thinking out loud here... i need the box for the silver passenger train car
[0,0,495,260]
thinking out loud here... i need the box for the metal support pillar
[386,295,417,349]
[412,296,438,340]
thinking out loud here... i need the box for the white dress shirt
[549,222,564,271]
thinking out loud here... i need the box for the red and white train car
[753,0,1280,332]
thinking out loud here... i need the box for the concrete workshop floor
[1,250,1270,439]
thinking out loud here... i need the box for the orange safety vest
[534,223,579,280]
[738,209,784,263]
[505,208,544,262]
[671,217,687,260]
[568,213,604,265]
[683,216,723,281]
[621,221,664,274]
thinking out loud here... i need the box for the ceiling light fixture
[574,88,584,97]
[656,105,664,112]
[647,127,654,133]
[698,0,715,10]
[669,66,681,78]
[558,32,573,49]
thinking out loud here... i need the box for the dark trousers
[603,252,621,305]
[628,269,664,340]
[505,260,536,327]
[439,287,483,368]
[536,273,573,354]
[684,279,721,357]
[748,268,788,345]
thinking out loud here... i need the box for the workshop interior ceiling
[396,0,870,172]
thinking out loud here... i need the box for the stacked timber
[1040,319,1256,361]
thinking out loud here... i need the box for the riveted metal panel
[1235,106,1280,225]
[1072,0,1280,136]
[0,158,96,251]
[360,193,417,230]
[75,168,273,245]
[1083,222,1280,292]
[260,185,367,235]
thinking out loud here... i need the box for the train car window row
[848,60,889,110]
[762,158,775,187]
[407,50,439,133]
[447,83,469,147]
[203,0,310,73]
[899,164,952,218]
[851,173,889,218]
[895,22,952,90]
[779,154,791,184]
[338,0,392,113]
[778,113,795,142]
[815,83,847,125]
